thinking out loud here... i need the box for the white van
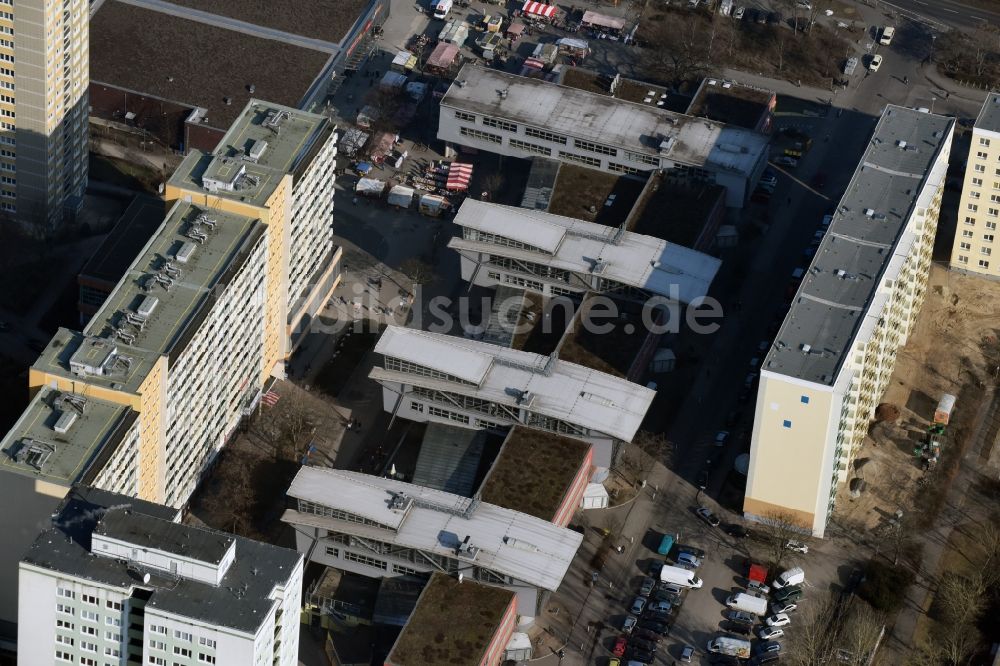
[772,566,805,589]
[659,564,704,588]
[879,26,894,46]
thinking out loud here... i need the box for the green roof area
[387,573,514,666]
[169,100,332,208]
[0,387,137,485]
[627,172,725,248]
[547,164,646,228]
[478,426,589,521]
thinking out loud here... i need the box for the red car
[613,636,628,657]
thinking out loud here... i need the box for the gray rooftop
[0,388,137,485]
[411,424,489,496]
[169,99,334,208]
[24,500,301,635]
[95,508,234,565]
[976,93,1000,134]
[80,196,167,286]
[442,65,768,176]
[766,106,953,385]
[34,201,264,393]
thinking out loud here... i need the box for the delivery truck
[659,564,703,588]
[934,394,956,425]
[725,592,767,616]
[432,0,453,19]
[772,566,805,589]
[706,635,751,658]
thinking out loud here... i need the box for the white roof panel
[452,200,720,303]
[375,325,493,385]
[372,326,655,441]
[286,467,583,591]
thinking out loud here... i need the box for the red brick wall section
[479,594,517,666]
[552,446,594,527]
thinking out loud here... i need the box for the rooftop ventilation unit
[245,139,268,163]
[174,242,197,264]
[801,343,812,353]
[161,262,181,279]
[897,140,907,149]
[69,338,118,377]
[263,109,290,134]
[455,535,480,560]
[11,438,55,470]
[517,390,535,408]
[580,391,616,408]
[136,295,159,318]
[60,394,87,415]
[195,214,217,229]
[186,229,208,244]
[658,137,675,154]
[115,329,137,345]
[387,492,412,513]
[53,410,77,434]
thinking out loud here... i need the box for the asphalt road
[880,0,1000,31]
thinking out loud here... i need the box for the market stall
[446,162,474,191]
[521,1,557,22]
[506,21,526,42]
[580,10,626,37]
[556,37,590,60]
[426,42,460,77]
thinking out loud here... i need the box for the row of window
[966,203,1000,216]
[459,126,502,145]
[954,255,990,269]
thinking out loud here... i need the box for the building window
[624,150,660,166]
[958,255,969,264]
[344,551,388,570]
[979,259,990,269]
[393,564,422,576]
[975,164,986,173]
[608,162,640,175]
[971,191,981,199]
[57,604,74,616]
[482,116,517,132]
[325,546,339,557]
[558,150,601,167]
[988,221,997,230]
[410,401,424,413]
[966,216,977,225]
[105,600,122,611]
[55,651,73,663]
[782,420,792,428]
[982,137,992,147]
[501,273,545,291]
[198,638,217,649]
[57,588,76,600]
[973,177,984,186]
[81,594,98,606]
[80,610,98,622]
[508,138,551,156]
[174,630,192,642]
[81,625,97,636]
[800,395,809,404]
[524,126,568,144]
[991,208,1000,217]
[969,204,980,212]
[960,242,971,250]
[963,230,974,238]
[198,655,216,665]
[459,126,502,144]
[573,138,618,156]
[978,151,989,160]
[173,647,192,658]
[427,405,471,424]
[986,234,995,243]
[454,110,475,122]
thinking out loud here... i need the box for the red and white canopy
[522,1,557,19]
[522,58,545,70]
[446,162,473,191]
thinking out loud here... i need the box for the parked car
[636,628,663,642]
[623,615,638,634]
[773,586,804,603]
[751,654,781,665]
[638,620,669,635]
[758,626,785,640]
[766,613,792,627]
[767,11,782,24]
[725,523,750,538]
[785,540,809,554]
[725,620,753,636]
[680,644,696,662]
[648,600,673,614]
[627,648,656,664]
[868,54,883,72]
[640,577,656,596]
[755,640,783,655]
[696,507,720,527]
[714,430,730,447]
[630,596,647,615]
[645,609,673,624]
[775,156,798,167]
[613,636,628,656]
[729,610,755,624]
[770,601,798,614]
[630,637,659,653]
[754,8,767,23]
[734,6,745,19]
[676,552,702,568]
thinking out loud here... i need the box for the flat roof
[547,164,646,226]
[443,65,768,176]
[150,0,369,44]
[25,497,301,634]
[765,106,954,385]
[95,508,234,565]
[90,1,333,129]
[169,99,334,207]
[976,93,1000,134]
[80,196,167,285]
[387,573,514,666]
[627,172,726,248]
[371,326,656,442]
[285,467,583,591]
[687,78,774,130]
[478,427,590,521]
[411,424,489,496]
[448,199,721,303]
[0,388,137,485]
[555,294,649,378]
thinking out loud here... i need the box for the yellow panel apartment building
[949,93,1000,276]
[744,107,953,537]
[8,0,89,228]
[0,101,340,640]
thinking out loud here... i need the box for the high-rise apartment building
[9,0,89,227]
[948,93,1000,276]
[18,486,302,666]
[744,107,953,537]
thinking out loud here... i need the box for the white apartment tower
[18,487,303,666]
[10,0,89,228]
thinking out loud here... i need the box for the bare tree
[641,13,709,83]
[757,511,804,570]
[400,257,435,294]
[774,30,789,73]
[840,603,886,666]
[936,572,988,630]
[936,622,980,666]
[784,595,840,666]
[632,430,675,471]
